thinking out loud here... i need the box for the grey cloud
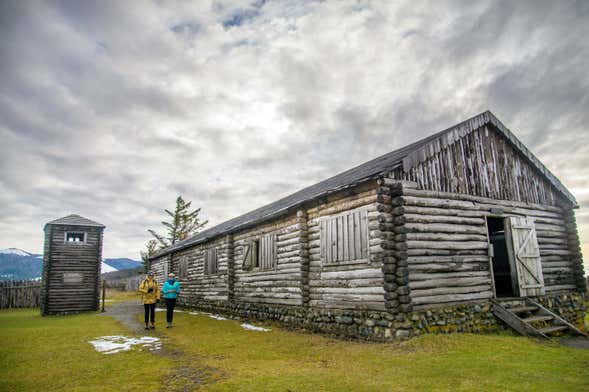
[1,0,588,263]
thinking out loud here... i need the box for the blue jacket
[162,279,181,299]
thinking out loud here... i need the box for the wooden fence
[125,275,143,291]
[0,280,42,309]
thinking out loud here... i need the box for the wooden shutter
[210,249,217,274]
[320,208,368,264]
[179,257,188,279]
[204,248,218,275]
[259,234,276,269]
[242,242,254,271]
[505,216,545,297]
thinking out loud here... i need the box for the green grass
[102,289,142,303]
[1,305,588,391]
[0,309,172,391]
[163,312,589,391]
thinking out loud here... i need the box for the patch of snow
[240,323,270,332]
[101,262,118,273]
[155,308,166,312]
[89,336,161,354]
[187,311,227,320]
[0,248,31,256]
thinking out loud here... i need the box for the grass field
[103,288,141,303]
[0,308,172,391]
[1,296,588,391]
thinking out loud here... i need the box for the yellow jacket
[138,278,160,304]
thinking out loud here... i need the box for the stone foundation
[179,292,586,341]
[534,292,586,330]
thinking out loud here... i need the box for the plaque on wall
[63,272,83,283]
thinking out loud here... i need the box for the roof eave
[148,175,384,261]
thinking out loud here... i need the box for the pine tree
[147,196,208,248]
[140,239,158,272]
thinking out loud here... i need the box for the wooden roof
[45,214,105,228]
[151,110,576,259]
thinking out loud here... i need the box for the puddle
[89,336,162,354]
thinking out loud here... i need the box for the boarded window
[505,216,545,297]
[204,248,218,275]
[163,259,169,280]
[242,234,275,271]
[178,256,188,279]
[257,234,276,270]
[320,208,369,264]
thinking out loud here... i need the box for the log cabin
[148,111,586,339]
[41,214,105,316]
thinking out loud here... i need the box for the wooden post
[101,279,106,312]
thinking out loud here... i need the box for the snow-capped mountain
[0,248,142,280]
[101,262,118,273]
[0,248,33,257]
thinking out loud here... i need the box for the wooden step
[522,315,553,323]
[538,325,568,335]
[510,306,538,314]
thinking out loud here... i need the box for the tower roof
[45,214,105,228]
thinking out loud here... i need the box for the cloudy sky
[0,1,587,270]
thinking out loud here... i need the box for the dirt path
[99,299,148,335]
[99,300,214,391]
[559,337,589,349]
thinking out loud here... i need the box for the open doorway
[487,217,516,297]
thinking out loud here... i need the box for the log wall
[149,181,388,310]
[41,225,103,315]
[393,184,581,309]
[151,254,169,286]
[233,214,303,306]
[307,181,386,310]
[171,236,231,303]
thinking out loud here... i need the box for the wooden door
[505,216,545,297]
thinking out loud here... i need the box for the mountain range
[0,248,142,280]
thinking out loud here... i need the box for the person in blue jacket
[162,273,181,328]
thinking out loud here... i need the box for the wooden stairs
[491,298,587,339]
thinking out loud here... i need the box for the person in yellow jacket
[138,271,160,330]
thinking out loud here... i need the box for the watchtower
[41,214,105,315]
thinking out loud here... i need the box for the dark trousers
[144,303,156,324]
[165,298,176,323]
